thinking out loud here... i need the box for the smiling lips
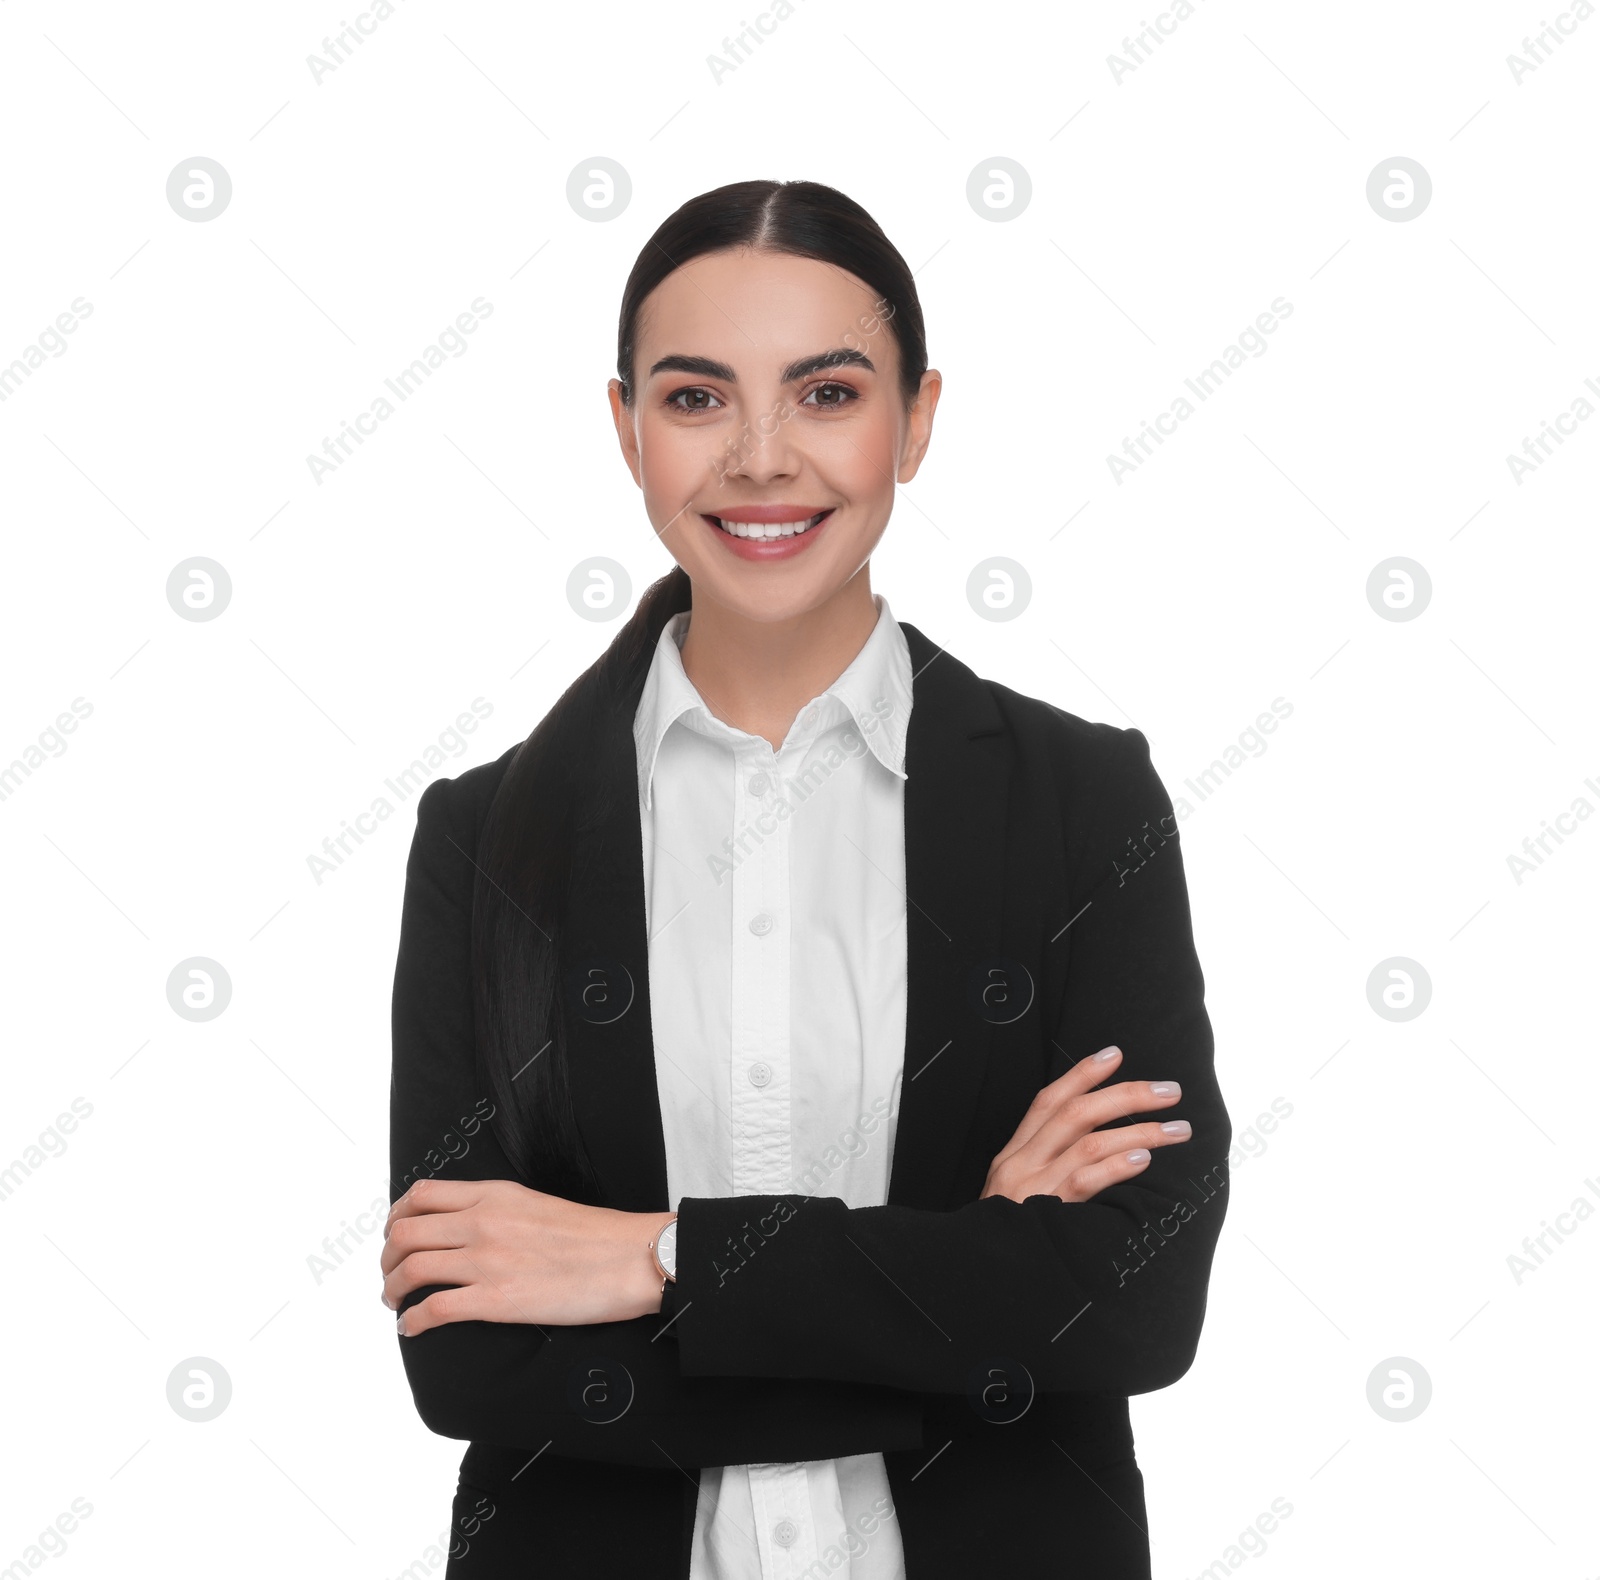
[705,506,834,541]
[699,504,836,563]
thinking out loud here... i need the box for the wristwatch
[649,1214,678,1291]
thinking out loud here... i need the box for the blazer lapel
[560,617,1013,1214]
[887,621,1011,1209]
[561,704,672,1212]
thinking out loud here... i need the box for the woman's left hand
[379,1177,675,1336]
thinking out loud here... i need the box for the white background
[2,1,1596,1576]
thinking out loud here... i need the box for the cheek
[637,417,715,507]
[816,406,903,498]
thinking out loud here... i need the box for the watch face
[657,1218,678,1279]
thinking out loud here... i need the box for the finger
[384,1246,475,1310]
[982,1113,1192,1203]
[1017,1079,1183,1170]
[384,1177,482,1240]
[396,1281,484,1338]
[993,1116,1190,1203]
[379,1204,474,1277]
[1069,1079,1184,1132]
[1057,1144,1155,1202]
[1065,1117,1192,1173]
[1017,1074,1184,1157]
[393,1254,545,1332]
[1001,1045,1123,1154]
[1125,1117,1191,1152]
[1055,1118,1192,1202]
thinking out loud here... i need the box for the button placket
[644,615,913,1580]
[747,1463,816,1578]
[729,743,790,1195]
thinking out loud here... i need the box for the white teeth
[714,511,828,538]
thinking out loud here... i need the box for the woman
[380,179,1230,1579]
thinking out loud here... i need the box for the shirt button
[748,1061,772,1088]
[748,912,773,936]
[772,1519,798,1549]
[747,772,769,796]
[799,704,819,728]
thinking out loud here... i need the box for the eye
[801,381,859,410]
[664,386,723,413]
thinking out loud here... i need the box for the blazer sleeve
[661,725,1231,1397]
[389,773,926,1467]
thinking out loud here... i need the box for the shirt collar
[632,592,913,810]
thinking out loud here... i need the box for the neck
[677,569,879,750]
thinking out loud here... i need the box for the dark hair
[472,179,927,1200]
[616,178,928,409]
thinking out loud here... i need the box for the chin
[702,570,843,622]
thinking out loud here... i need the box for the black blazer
[389,618,1230,1579]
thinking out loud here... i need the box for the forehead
[635,247,891,371]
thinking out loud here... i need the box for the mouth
[699,506,837,561]
[703,508,834,540]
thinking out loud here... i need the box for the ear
[608,378,644,489]
[896,369,942,485]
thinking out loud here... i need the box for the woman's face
[609,247,940,624]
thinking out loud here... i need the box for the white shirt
[633,592,914,1580]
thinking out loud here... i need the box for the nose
[715,393,802,487]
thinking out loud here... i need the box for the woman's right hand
[979,1045,1190,1204]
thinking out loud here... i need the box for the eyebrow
[647,347,876,384]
